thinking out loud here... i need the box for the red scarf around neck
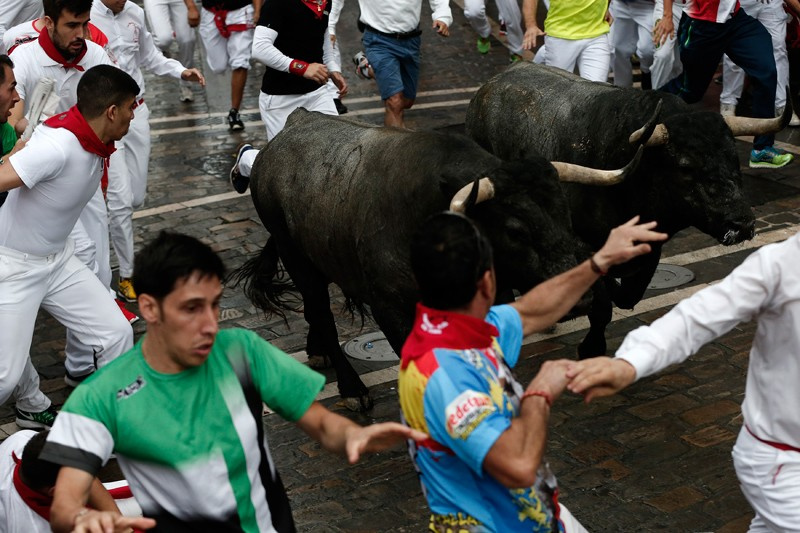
[400,303,498,370]
[44,106,116,186]
[38,28,87,71]
[12,453,52,521]
[300,0,328,18]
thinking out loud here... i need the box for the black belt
[363,24,422,40]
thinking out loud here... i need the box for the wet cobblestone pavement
[4,1,800,531]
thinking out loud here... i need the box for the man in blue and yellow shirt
[399,212,666,532]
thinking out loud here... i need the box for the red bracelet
[289,59,309,75]
[589,255,607,276]
[520,390,552,407]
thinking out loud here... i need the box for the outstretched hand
[522,26,545,50]
[592,216,668,272]
[345,422,427,464]
[72,510,156,533]
[181,68,206,87]
[566,357,637,403]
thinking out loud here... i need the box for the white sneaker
[719,103,736,117]
[791,112,800,127]
[179,86,193,102]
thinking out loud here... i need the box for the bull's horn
[724,108,791,137]
[644,124,669,146]
[552,145,643,186]
[628,99,663,144]
[449,177,495,213]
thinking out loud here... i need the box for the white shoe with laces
[179,86,193,102]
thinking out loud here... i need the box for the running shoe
[509,53,523,63]
[477,37,491,54]
[117,277,137,302]
[179,85,194,102]
[15,405,58,429]
[230,142,254,194]
[352,51,372,80]
[64,369,93,388]
[227,108,245,131]
[115,299,139,325]
[749,146,794,169]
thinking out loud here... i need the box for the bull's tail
[227,237,300,320]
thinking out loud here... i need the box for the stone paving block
[681,425,737,448]
[569,439,624,465]
[645,486,706,513]
[680,400,741,427]
[717,514,755,532]
[626,393,700,420]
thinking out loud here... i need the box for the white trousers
[545,33,611,82]
[143,0,196,86]
[199,5,254,73]
[463,0,524,55]
[720,0,788,108]
[0,240,133,410]
[610,0,655,87]
[651,0,684,90]
[732,426,800,532]
[558,503,588,533]
[107,103,151,278]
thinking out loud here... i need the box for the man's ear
[476,269,494,301]
[105,104,118,122]
[43,16,55,33]
[138,293,161,323]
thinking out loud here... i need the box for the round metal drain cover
[342,332,397,362]
[648,264,695,290]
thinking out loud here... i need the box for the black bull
[466,62,788,356]
[231,109,637,409]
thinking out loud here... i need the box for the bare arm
[51,467,156,533]
[296,402,426,463]
[522,0,544,50]
[786,0,800,17]
[483,359,570,487]
[184,0,200,27]
[511,217,667,336]
[9,98,26,135]
[0,157,24,193]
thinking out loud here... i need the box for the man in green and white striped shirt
[42,231,424,533]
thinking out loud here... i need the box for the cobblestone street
[3,1,800,531]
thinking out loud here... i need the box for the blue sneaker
[749,146,793,169]
[230,143,254,194]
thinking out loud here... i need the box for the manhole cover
[648,264,695,290]
[342,332,397,362]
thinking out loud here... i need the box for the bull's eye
[677,157,692,168]
[505,219,530,241]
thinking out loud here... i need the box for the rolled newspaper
[21,77,56,141]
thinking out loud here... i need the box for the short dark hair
[134,232,227,300]
[20,430,61,491]
[76,65,140,119]
[43,0,93,23]
[410,212,494,310]
[0,55,14,85]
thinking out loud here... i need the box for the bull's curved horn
[644,124,669,146]
[552,145,643,186]
[449,177,495,213]
[724,104,791,137]
[628,99,663,145]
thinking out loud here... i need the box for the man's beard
[53,34,82,60]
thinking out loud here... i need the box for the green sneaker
[15,405,58,429]
[749,146,794,169]
[509,53,524,63]
[477,37,491,54]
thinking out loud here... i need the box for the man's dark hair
[43,0,93,23]
[76,65,140,119]
[0,55,14,85]
[20,430,61,491]
[134,231,227,300]
[410,212,494,310]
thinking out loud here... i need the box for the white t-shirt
[0,125,104,256]
[11,39,112,120]
[0,430,50,533]
[2,20,38,54]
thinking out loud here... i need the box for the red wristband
[289,59,309,75]
[520,390,552,407]
[589,255,607,276]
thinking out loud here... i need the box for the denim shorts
[362,30,421,101]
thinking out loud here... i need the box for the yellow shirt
[545,0,610,40]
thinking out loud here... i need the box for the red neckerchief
[400,303,498,370]
[12,453,52,521]
[207,7,252,38]
[300,0,328,18]
[38,28,87,71]
[44,106,116,186]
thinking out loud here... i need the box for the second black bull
[467,62,788,356]
[232,109,639,409]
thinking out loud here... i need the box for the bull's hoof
[341,394,374,412]
[307,354,332,369]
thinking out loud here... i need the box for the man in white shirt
[356,0,452,127]
[0,0,43,54]
[143,0,198,103]
[567,231,800,531]
[90,0,205,305]
[8,0,125,392]
[0,65,138,429]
